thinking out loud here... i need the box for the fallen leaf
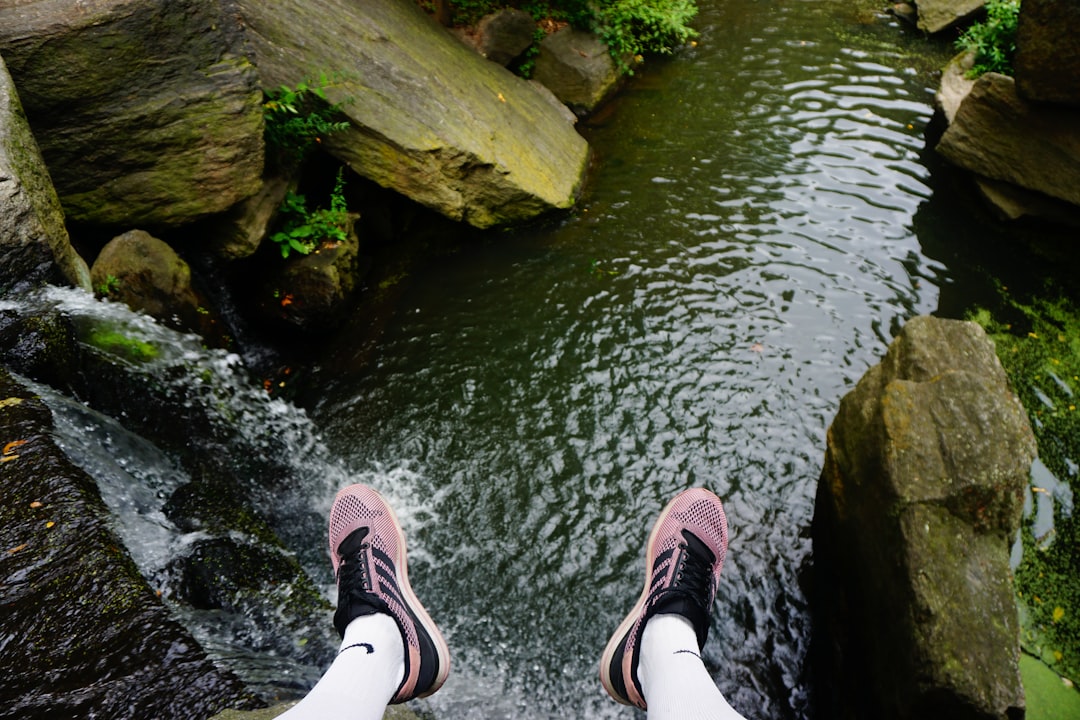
[1,455,18,463]
[29,501,42,509]
[3,439,27,455]
[7,544,27,554]
[0,397,24,410]
[45,521,55,529]
[750,343,765,353]
[497,92,506,103]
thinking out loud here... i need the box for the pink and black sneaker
[328,484,450,703]
[600,487,729,709]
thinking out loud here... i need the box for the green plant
[594,0,699,69]
[972,291,1080,686]
[956,0,1020,78]
[96,275,121,297]
[270,168,349,259]
[263,74,351,162]
[422,1,698,73]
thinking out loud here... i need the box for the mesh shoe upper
[600,487,729,709]
[329,484,450,703]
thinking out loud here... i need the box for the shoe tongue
[682,529,716,565]
[337,526,371,557]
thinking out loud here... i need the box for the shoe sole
[331,485,451,699]
[599,489,700,705]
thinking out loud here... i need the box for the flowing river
[17,0,1054,717]
[297,1,973,718]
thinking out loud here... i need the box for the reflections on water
[309,2,955,718]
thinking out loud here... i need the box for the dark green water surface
[307,2,972,718]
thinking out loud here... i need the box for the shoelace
[338,540,374,599]
[667,534,715,611]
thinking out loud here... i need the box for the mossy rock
[0,0,264,228]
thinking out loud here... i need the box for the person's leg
[281,484,450,720]
[600,488,747,720]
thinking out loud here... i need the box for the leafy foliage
[973,291,1080,686]
[956,0,1020,78]
[270,168,350,259]
[422,1,698,72]
[263,74,351,163]
[593,0,698,66]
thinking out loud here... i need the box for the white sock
[279,612,405,720]
[638,614,748,720]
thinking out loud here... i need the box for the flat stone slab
[237,0,589,228]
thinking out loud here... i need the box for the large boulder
[0,0,264,228]
[0,56,90,295]
[915,0,985,34]
[1015,0,1080,107]
[936,72,1080,208]
[533,27,624,117]
[813,316,1035,720]
[237,0,589,229]
[0,368,256,719]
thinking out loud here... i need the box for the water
[300,2,961,718]
[3,0,1039,717]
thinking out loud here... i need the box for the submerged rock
[0,56,90,295]
[0,368,256,720]
[533,27,624,117]
[237,0,589,228]
[0,0,264,228]
[813,316,1034,720]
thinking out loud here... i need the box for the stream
[10,0,1055,718]
[301,1,961,719]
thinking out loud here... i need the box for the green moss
[972,291,1080,687]
[83,327,159,363]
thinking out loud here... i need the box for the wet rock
[935,51,977,124]
[159,535,335,667]
[0,306,83,390]
[206,175,296,262]
[0,0,264,228]
[813,316,1034,720]
[91,229,222,338]
[914,0,985,34]
[0,55,91,296]
[533,27,624,117]
[0,368,256,720]
[237,0,588,228]
[1015,0,1080,107]
[936,72,1080,208]
[256,215,363,334]
[457,9,537,66]
[211,702,422,720]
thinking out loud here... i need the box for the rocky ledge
[813,316,1036,720]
